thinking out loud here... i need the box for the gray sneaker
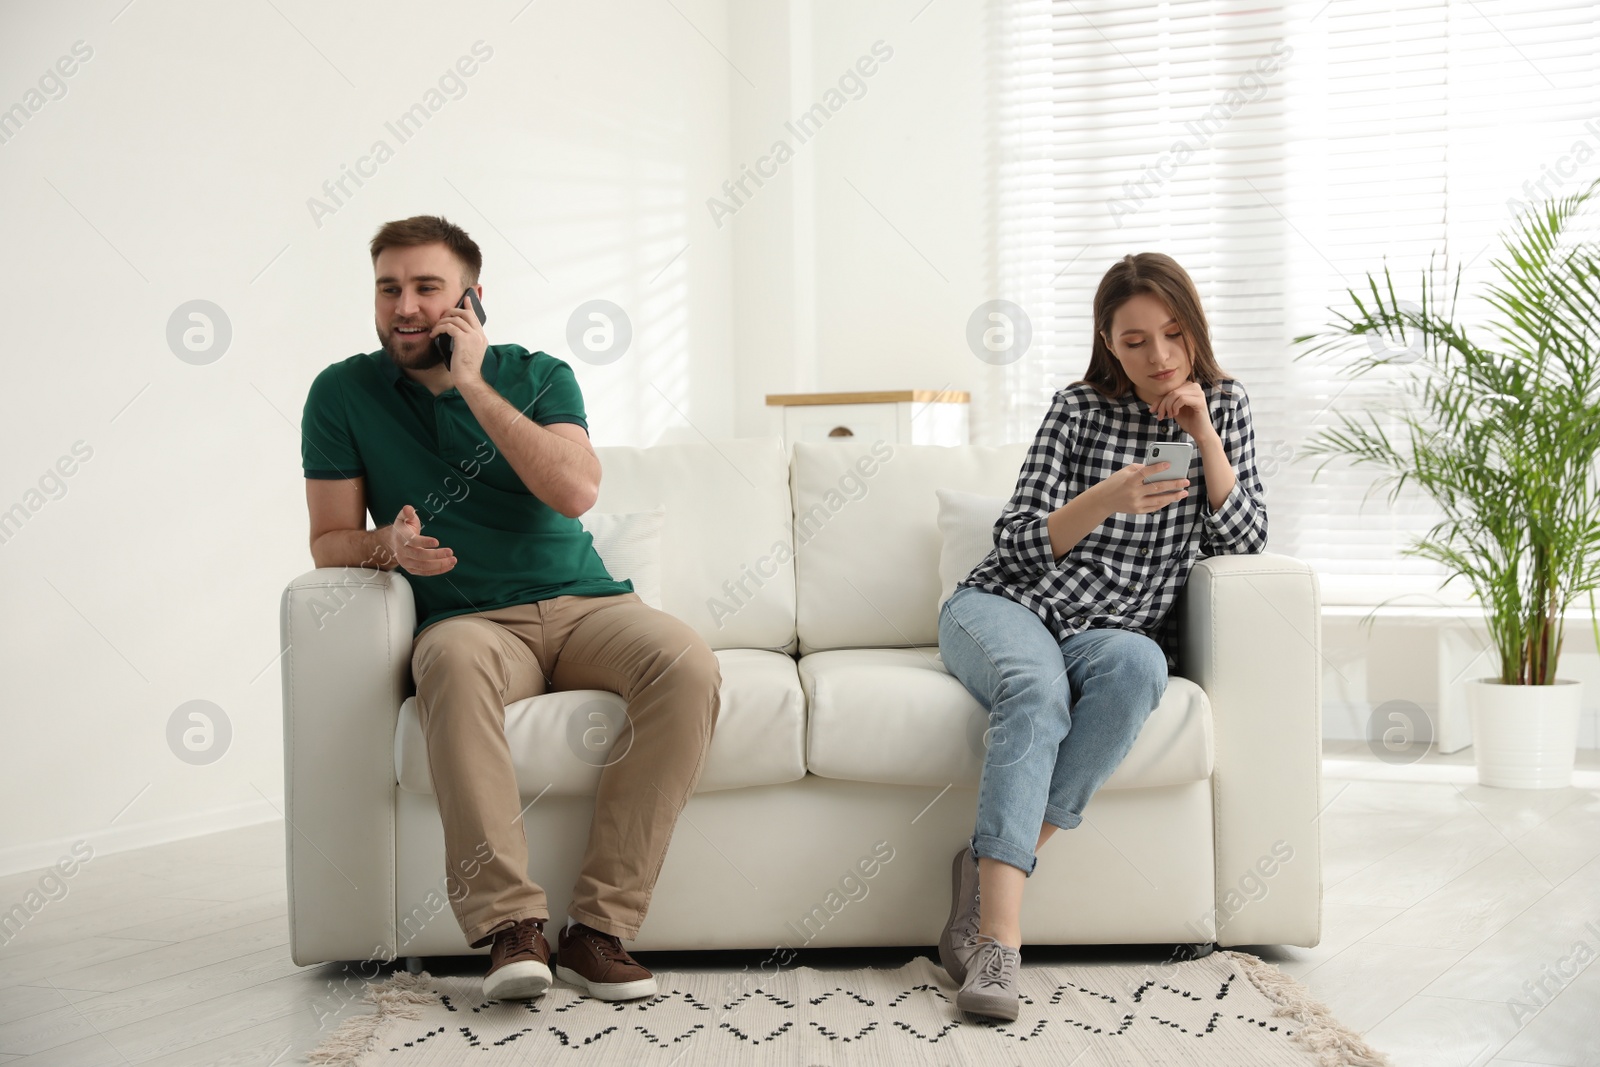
[957,935,1021,1021]
[938,844,981,984]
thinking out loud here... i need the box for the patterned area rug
[307,951,1390,1066]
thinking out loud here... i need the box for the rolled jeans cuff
[1043,804,1082,830]
[972,832,1037,877]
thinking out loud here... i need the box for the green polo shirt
[301,343,633,638]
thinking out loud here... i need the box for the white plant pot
[1466,678,1582,789]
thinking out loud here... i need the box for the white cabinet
[767,391,970,450]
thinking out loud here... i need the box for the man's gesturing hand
[387,504,457,575]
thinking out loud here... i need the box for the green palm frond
[1292,177,1600,685]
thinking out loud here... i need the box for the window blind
[987,0,1600,606]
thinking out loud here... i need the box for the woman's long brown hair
[1070,252,1234,401]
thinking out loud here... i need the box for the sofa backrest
[791,440,1029,654]
[594,438,797,652]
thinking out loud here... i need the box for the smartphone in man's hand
[433,288,487,370]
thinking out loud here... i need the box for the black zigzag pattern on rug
[381,967,1302,1057]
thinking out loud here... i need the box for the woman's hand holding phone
[1095,463,1192,516]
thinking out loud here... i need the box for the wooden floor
[1,762,1596,1066]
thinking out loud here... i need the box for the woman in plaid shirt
[937,253,1268,1020]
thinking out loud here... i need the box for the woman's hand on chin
[1148,380,1215,442]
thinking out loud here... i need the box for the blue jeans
[938,585,1169,876]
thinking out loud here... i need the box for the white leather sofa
[280,438,1323,967]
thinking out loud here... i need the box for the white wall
[807,1,991,406]
[0,0,735,873]
[1320,618,1600,753]
[727,0,994,437]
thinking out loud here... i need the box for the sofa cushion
[594,438,796,652]
[395,649,806,797]
[580,507,665,609]
[791,442,1029,654]
[800,647,1213,791]
[935,488,1007,612]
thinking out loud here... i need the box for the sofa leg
[404,956,423,974]
[1170,942,1216,962]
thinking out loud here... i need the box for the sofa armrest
[1177,552,1323,948]
[280,566,415,965]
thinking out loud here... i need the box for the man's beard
[378,324,445,370]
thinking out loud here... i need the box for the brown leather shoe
[555,921,658,1001]
[483,917,552,1000]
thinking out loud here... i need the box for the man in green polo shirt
[302,215,719,1005]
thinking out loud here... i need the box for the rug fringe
[1222,950,1394,1067]
[306,970,441,1066]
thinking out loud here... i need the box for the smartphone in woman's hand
[1141,441,1195,485]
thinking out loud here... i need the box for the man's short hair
[369,215,483,287]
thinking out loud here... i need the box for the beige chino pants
[410,592,720,948]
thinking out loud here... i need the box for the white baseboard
[0,797,284,878]
[1323,757,1600,790]
[1324,699,1600,751]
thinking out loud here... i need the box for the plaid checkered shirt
[958,377,1268,671]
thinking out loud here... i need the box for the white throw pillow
[580,507,666,610]
[935,488,1009,610]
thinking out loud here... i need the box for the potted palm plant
[1292,178,1600,788]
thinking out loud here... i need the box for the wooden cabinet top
[765,390,971,406]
